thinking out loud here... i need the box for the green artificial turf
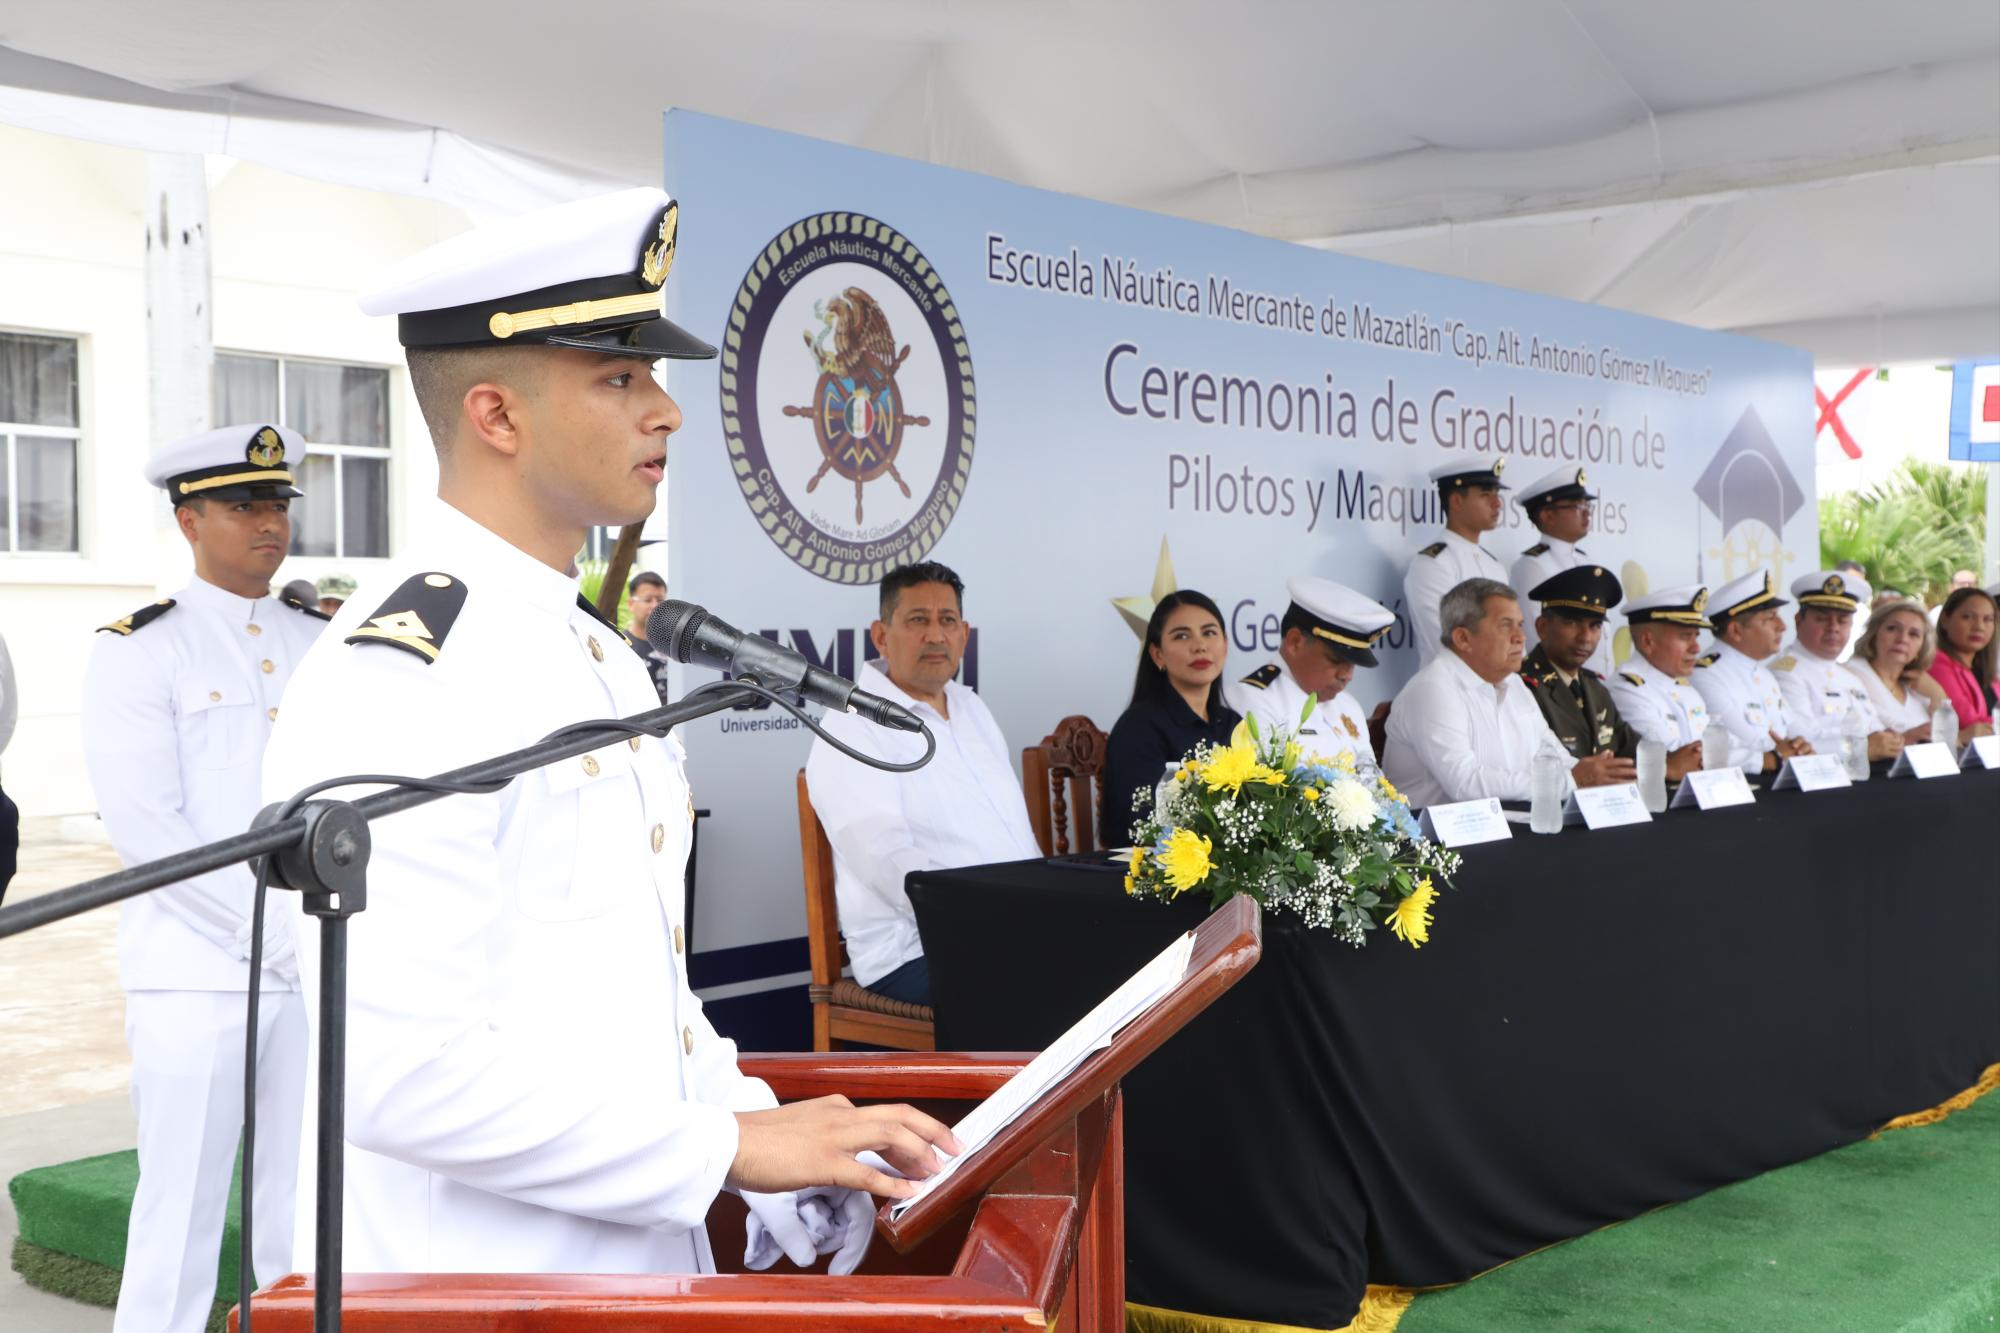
[1398,1093,2000,1333]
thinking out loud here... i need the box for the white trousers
[114,988,307,1333]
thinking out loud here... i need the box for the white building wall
[0,123,471,815]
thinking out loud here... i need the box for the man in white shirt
[1383,577,1592,808]
[1404,460,1511,667]
[1604,586,1714,774]
[1224,577,1395,768]
[1773,568,1901,761]
[807,561,1041,1007]
[1509,464,1614,676]
[83,424,323,1333]
[1691,569,1815,776]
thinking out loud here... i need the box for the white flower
[1327,778,1378,832]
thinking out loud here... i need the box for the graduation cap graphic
[1692,405,1805,581]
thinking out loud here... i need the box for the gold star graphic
[1112,536,1178,639]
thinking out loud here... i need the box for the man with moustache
[1772,568,1902,760]
[1225,577,1396,767]
[1692,569,1815,775]
[1517,565,1653,781]
[1604,585,1715,771]
[1404,460,1511,667]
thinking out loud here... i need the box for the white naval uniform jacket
[82,576,323,993]
[1771,646,1882,750]
[1403,530,1509,668]
[263,502,772,1276]
[1604,659,1714,752]
[1222,663,1376,768]
[1508,535,1614,678]
[1692,641,1801,774]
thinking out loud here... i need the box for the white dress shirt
[1383,650,1574,808]
[83,575,323,993]
[1692,641,1801,774]
[1605,658,1715,752]
[1772,644,1883,749]
[1404,529,1510,667]
[264,500,770,1276]
[806,661,1042,988]
[1509,533,1614,677]
[1223,663,1376,768]
[1843,659,1934,732]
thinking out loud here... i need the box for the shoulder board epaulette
[1694,652,1719,669]
[98,599,176,636]
[1238,663,1283,689]
[280,594,332,622]
[1579,665,1602,680]
[344,572,467,664]
[1521,542,1550,557]
[1771,655,1797,672]
[1618,671,1645,687]
[1418,542,1446,558]
[575,593,620,633]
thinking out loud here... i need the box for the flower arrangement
[1123,701,1459,948]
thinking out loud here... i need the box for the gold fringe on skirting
[1127,1285,1415,1333]
[1871,1061,2000,1137]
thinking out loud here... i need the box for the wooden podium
[238,895,1260,1331]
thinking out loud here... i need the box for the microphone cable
[235,677,933,1327]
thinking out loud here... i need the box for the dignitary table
[907,767,2000,1329]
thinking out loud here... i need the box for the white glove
[742,1186,875,1276]
[233,909,296,972]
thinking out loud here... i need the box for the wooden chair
[796,770,934,1052]
[1367,701,1391,763]
[1021,716,1110,856]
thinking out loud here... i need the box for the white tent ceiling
[2,0,1995,362]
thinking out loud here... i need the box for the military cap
[1428,458,1509,491]
[1515,464,1596,510]
[1710,568,1787,623]
[144,423,304,503]
[359,187,714,361]
[1625,584,1713,629]
[1528,565,1623,621]
[1790,568,1870,612]
[1284,576,1396,667]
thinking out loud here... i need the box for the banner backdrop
[662,112,1815,1044]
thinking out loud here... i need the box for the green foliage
[1819,461,1985,605]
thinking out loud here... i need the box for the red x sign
[1814,367,1872,460]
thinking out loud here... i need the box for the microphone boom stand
[0,684,766,1333]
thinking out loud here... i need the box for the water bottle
[1700,722,1733,771]
[1932,700,1959,754]
[1152,761,1183,827]
[1635,737,1667,812]
[1530,753,1566,834]
[1840,711,1870,781]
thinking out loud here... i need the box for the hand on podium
[728,1094,963,1199]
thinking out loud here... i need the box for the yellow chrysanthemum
[1303,786,1320,802]
[1376,774,1402,803]
[1335,749,1358,773]
[1123,847,1147,895]
[1388,877,1436,949]
[1159,829,1213,896]
[1199,742,1286,795]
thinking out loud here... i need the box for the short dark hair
[628,571,665,594]
[879,561,965,620]
[1835,559,1865,576]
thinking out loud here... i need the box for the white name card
[1771,754,1853,792]
[1888,741,1960,780]
[1961,735,2000,770]
[1419,797,1513,848]
[1565,783,1653,829]
[1670,767,1757,810]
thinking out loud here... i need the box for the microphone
[647,600,925,734]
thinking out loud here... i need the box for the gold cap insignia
[1692,589,1709,614]
[1825,574,1844,596]
[641,201,679,290]
[247,427,285,468]
[1492,457,1507,475]
[1576,468,1588,486]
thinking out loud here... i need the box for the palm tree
[1820,461,1985,604]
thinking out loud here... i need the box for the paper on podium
[887,927,1196,1220]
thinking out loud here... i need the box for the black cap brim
[182,481,304,502]
[1333,642,1380,668]
[544,315,716,361]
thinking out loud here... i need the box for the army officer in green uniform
[1518,565,1648,784]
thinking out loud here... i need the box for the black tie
[1570,677,1595,737]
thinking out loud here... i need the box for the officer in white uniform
[1692,569,1815,776]
[1772,569,1895,757]
[1509,464,1613,677]
[1224,577,1394,768]
[82,423,322,1333]
[263,187,953,1282]
[1404,460,1511,667]
[1605,585,1716,772]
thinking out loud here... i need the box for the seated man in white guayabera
[1383,578,1586,808]
[806,560,1042,1008]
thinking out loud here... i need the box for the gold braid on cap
[1310,624,1390,651]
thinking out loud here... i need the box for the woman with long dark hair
[1926,585,1997,739]
[1101,590,1241,844]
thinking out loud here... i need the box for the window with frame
[214,352,392,558]
[0,330,82,554]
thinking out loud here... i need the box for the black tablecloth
[908,769,2000,1328]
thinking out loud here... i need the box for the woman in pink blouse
[1927,587,1997,738]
